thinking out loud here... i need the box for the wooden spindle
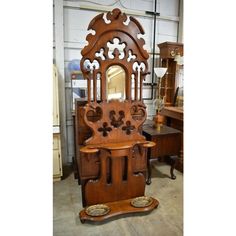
[93,70,97,102]
[87,73,91,103]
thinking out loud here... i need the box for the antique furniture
[142,120,181,184]
[159,106,183,172]
[156,42,184,172]
[53,65,63,181]
[73,99,92,183]
[77,8,159,223]
[157,42,183,107]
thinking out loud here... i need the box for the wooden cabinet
[160,106,183,172]
[53,65,63,181]
[158,42,183,106]
[157,42,184,172]
[53,133,62,181]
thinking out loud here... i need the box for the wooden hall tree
[77,8,159,223]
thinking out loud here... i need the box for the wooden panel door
[53,132,62,181]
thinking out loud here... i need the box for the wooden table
[142,121,181,184]
[160,106,183,121]
[159,106,183,172]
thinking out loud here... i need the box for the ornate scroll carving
[80,8,149,102]
[86,106,102,122]
[130,104,145,121]
[109,110,125,128]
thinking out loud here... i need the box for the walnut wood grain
[77,8,159,221]
[80,146,99,154]
[79,197,159,223]
[142,141,156,148]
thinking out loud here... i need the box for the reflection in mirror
[106,65,126,101]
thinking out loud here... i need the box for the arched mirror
[106,65,126,100]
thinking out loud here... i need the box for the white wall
[53,0,182,164]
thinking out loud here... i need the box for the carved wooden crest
[80,8,150,145]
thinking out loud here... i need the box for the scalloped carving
[86,106,102,122]
[95,48,106,60]
[83,59,100,71]
[80,8,149,64]
[127,50,136,62]
[130,105,145,121]
[109,110,125,128]
[79,9,149,144]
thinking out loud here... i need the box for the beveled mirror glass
[106,65,126,100]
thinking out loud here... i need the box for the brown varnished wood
[86,140,154,150]
[79,142,150,182]
[80,197,159,223]
[142,141,156,148]
[80,8,149,102]
[159,106,184,172]
[85,148,146,206]
[83,100,147,145]
[77,8,158,222]
[142,121,181,184]
[80,146,99,154]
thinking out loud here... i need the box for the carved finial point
[112,8,121,19]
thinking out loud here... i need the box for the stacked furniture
[158,42,184,172]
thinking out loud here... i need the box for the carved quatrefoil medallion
[122,121,135,135]
[98,122,112,137]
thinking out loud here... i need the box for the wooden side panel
[85,148,145,206]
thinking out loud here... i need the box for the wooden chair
[78,8,159,223]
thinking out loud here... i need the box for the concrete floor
[53,162,183,236]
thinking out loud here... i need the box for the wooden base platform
[79,197,159,223]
